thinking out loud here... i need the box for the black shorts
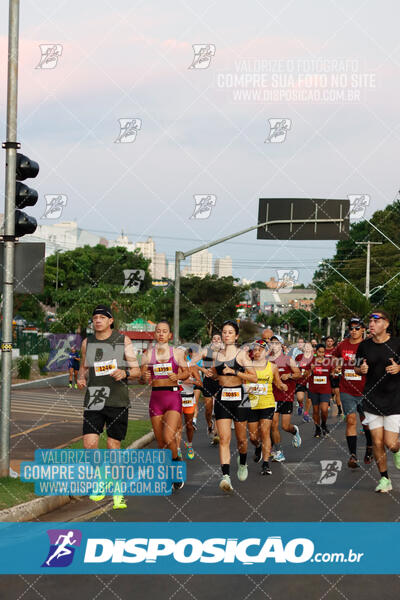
[330,375,340,388]
[295,384,307,393]
[83,406,129,441]
[202,377,220,398]
[248,407,275,422]
[275,401,293,415]
[214,399,248,422]
[194,384,203,392]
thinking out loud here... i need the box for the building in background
[190,249,213,277]
[109,231,136,252]
[259,288,316,315]
[27,221,108,257]
[214,256,232,277]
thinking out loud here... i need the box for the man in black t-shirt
[355,310,400,493]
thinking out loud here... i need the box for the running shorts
[274,401,293,415]
[181,393,196,415]
[248,407,275,422]
[149,387,182,417]
[83,406,128,441]
[330,375,340,388]
[295,384,308,393]
[362,412,400,433]
[309,391,331,406]
[340,393,363,416]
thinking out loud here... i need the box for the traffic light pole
[173,220,270,343]
[0,0,20,477]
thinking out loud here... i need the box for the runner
[308,343,333,437]
[195,333,222,444]
[176,352,203,460]
[355,311,400,493]
[68,345,80,389]
[211,320,257,493]
[269,335,302,462]
[333,317,373,468]
[262,327,274,343]
[77,304,140,509]
[247,339,288,475]
[325,335,344,418]
[289,337,305,360]
[295,341,314,421]
[141,320,189,491]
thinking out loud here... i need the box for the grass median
[0,419,153,510]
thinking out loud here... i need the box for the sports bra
[149,346,179,379]
[214,353,245,376]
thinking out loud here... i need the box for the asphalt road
[2,404,400,598]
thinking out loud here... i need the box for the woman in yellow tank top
[247,340,287,475]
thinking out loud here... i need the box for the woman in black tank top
[211,321,257,494]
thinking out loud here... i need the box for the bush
[38,353,49,375]
[17,356,32,380]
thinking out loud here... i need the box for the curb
[11,374,69,390]
[0,430,155,522]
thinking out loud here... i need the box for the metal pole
[173,251,184,343]
[327,316,333,336]
[0,0,20,477]
[55,249,59,313]
[355,241,382,300]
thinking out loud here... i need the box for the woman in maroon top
[295,342,314,422]
[309,344,333,437]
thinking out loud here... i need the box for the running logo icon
[265,119,292,143]
[86,386,110,411]
[348,194,370,221]
[122,269,145,294]
[115,119,142,143]
[276,269,298,293]
[317,460,342,485]
[188,44,216,69]
[42,529,82,567]
[42,195,67,219]
[190,195,217,219]
[36,44,63,69]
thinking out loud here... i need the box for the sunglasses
[369,314,384,321]
[350,326,361,331]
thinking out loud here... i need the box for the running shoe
[375,477,392,493]
[89,494,105,502]
[321,425,330,436]
[297,406,303,416]
[173,480,185,490]
[219,474,233,493]
[177,448,182,459]
[212,433,220,445]
[237,456,248,482]
[192,418,197,431]
[185,442,195,460]
[271,450,286,462]
[393,449,400,470]
[347,454,360,469]
[113,495,127,509]
[313,426,322,438]
[253,445,262,463]
[292,425,302,448]
[302,413,311,423]
[74,383,78,390]
[68,383,72,389]
[364,448,374,465]
[261,462,272,476]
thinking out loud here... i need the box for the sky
[1,0,399,285]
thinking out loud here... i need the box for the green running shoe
[393,449,400,470]
[113,495,127,509]
[375,477,392,493]
[237,456,248,482]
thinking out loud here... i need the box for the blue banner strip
[0,522,398,574]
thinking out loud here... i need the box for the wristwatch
[125,369,131,379]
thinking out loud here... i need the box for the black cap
[348,316,364,328]
[92,304,114,328]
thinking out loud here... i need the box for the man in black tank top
[77,305,140,509]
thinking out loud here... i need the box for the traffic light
[15,153,39,237]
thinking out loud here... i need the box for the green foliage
[17,355,32,380]
[38,352,49,375]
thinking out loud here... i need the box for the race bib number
[344,369,361,381]
[94,359,117,376]
[182,395,195,407]
[153,362,173,376]
[313,375,327,385]
[248,383,268,396]
[221,387,242,401]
